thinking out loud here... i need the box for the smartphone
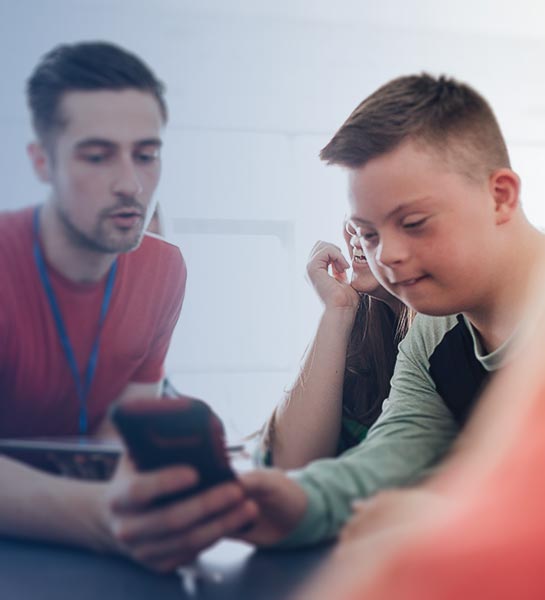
[110,395,236,502]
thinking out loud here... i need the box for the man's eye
[362,232,378,242]
[82,154,107,164]
[135,152,159,163]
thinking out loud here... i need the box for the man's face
[348,140,499,316]
[42,89,163,254]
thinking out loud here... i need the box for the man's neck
[38,202,117,283]
[465,223,545,354]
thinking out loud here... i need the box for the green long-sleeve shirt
[280,313,511,547]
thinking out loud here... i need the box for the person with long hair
[260,221,411,468]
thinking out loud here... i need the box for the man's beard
[55,200,146,255]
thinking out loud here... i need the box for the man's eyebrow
[134,138,162,148]
[75,139,116,150]
[74,138,163,150]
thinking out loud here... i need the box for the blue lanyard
[32,207,117,434]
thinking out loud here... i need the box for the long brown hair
[258,295,412,461]
[342,296,411,427]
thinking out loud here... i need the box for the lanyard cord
[32,207,118,434]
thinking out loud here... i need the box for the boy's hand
[235,469,308,546]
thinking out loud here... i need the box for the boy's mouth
[390,275,428,287]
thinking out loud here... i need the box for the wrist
[321,304,359,330]
[78,481,120,555]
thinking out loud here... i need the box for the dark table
[0,537,332,599]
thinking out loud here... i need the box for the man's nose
[111,158,143,198]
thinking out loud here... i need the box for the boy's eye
[402,217,428,229]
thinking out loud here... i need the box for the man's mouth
[108,209,143,228]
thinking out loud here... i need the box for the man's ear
[27,141,52,183]
[489,168,520,225]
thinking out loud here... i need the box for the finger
[333,272,348,285]
[130,500,258,571]
[238,469,277,497]
[308,242,344,266]
[111,465,199,512]
[331,255,350,273]
[113,482,246,545]
[309,240,340,257]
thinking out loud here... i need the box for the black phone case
[110,396,236,502]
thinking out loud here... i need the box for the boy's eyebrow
[351,198,433,226]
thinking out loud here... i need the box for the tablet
[0,437,122,480]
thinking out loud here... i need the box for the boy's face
[36,89,163,254]
[348,140,498,316]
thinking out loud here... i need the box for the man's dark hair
[320,73,510,180]
[27,41,167,146]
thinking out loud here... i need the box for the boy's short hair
[320,73,510,180]
[27,41,167,147]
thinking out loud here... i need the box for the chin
[402,298,461,317]
[351,273,379,295]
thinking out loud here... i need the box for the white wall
[2,1,545,438]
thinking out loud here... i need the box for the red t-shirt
[0,206,186,436]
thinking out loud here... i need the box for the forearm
[0,457,113,552]
[270,306,357,468]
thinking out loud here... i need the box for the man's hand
[235,469,308,546]
[100,455,258,573]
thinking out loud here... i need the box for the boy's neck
[464,223,545,354]
[38,203,118,284]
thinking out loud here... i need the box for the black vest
[428,315,490,427]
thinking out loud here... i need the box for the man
[224,73,545,551]
[0,42,256,573]
[1,42,183,437]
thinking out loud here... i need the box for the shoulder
[127,232,186,277]
[399,314,460,365]
[0,206,35,268]
[0,206,34,246]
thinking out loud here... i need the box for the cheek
[365,254,387,284]
[57,163,104,199]
[142,165,161,194]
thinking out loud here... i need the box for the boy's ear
[489,168,520,225]
[27,142,52,183]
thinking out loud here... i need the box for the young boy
[233,73,545,550]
